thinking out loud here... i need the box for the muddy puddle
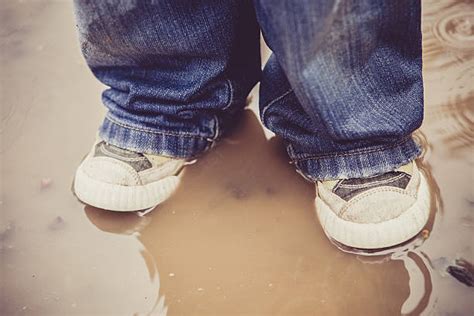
[1,0,473,315]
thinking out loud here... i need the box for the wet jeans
[73,0,423,181]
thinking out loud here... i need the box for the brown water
[1,0,473,315]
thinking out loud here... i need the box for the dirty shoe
[73,140,186,211]
[315,161,430,249]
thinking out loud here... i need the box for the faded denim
[73,0,423,180]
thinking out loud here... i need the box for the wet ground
[1,0,473,315]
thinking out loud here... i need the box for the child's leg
[255,0,428,249]
[72,0,261,211]
[73,0,260,157]
[255,0,423,180]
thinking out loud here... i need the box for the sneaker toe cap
[79,157,141,186]
[340,188,416,224]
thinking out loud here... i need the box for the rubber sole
[315,172,430,249]
[73,166,180,212]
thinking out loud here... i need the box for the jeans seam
[288,145,317,182]
[260,88,294,126]
[289,136,413,162]
[221,79,234,111]
[211,114,220,141]
[210,79,232,141]
[296,159,317,182]
[105,114,210,140]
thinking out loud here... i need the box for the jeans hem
[260,88,294,126]
[288,136,422,181]
[99,116,213,159]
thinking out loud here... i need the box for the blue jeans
[73,0,423,180]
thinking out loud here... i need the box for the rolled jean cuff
[288,136,422,181]
[99,116,213,159]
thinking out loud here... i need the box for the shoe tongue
[94,141,153,172]
[321,162,413,192]
[97,141,180,167]
[95,141,144,159]
[322,179,339,191]
[143,153,175,166]
[396,162,413,174]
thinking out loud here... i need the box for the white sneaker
[73,140,186,211]
[315,161,430,249]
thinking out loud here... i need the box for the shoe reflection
[84,110,439,316]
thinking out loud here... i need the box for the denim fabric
[256,0,423,180]
[73,0,423,181]
[73,0,261,158]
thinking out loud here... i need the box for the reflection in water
[329,132,443,257]
[326,133,445,314]
[433,11,474,52]
[423,0,474,71]
[437,92,474,153]
[79,2,474,306]
[424,66,474,156]
[1,0,474,314]
[398,252,434,316]
[84,111,441,316]
[423,0,474,158]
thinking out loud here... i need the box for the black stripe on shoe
[333,171,411,201]
[93,141,152,172]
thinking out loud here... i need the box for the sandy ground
[1,0,473,315]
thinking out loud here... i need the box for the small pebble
[447,258,474,287]
[48,216,66,231]
[40,178,52,189]
[0,222,15,241]
[169,273,175,277]
[421,229,430,239]
[197,287,204,292]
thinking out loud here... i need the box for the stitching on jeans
[105,114,211,140]
[290,136,413,161]
[295,158,317,182]
[212,113,220,141]
[221,79,234,111]
[287,143,296,163]
[200,79,230,140]
[288,144,317,183]
[260,88,294,126]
